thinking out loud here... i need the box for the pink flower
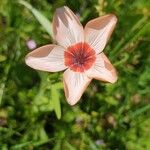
[25,6,118,105]
[26,39,37,50]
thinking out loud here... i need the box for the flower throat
[64,42,96,72]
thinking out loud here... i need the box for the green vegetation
[0,0,150,149]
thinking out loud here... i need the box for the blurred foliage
[0,0,150,149]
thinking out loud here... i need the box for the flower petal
[86,52,118,83]
[25,44,67,72]
[53,6,84,48]
[84,14,117,54]
[63,69,91,105]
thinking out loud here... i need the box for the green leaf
[51,85,61,119]
[18,0,52,36]
[0,55,6,62]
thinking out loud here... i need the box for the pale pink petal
[63,69,91,105]
[84,14,117,54]
[53,6,84,48]
[86,52,118,83]
[25,44,67,72]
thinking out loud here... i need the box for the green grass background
[0,0,150,149]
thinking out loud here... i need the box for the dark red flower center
[64,42,96,72]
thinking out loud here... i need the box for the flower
[95,139,104,145]
[25,6,118,105]
[26,39,37,50]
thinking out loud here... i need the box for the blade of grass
[64,141,76,150]
[0,64,10,106]
[11,138,55,149]
[51,84,61,119]
[130,104,150,118]
[119,104,150,124]
[18,0,52,36]
[10,141,32,149]
[111,21,149,59]
[120,22,150,51]
[0,83,5,105]
[111,16,148,56]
